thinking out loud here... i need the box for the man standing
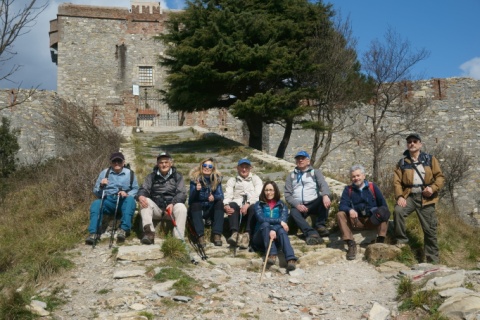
[224,158,263,249]
[338,165,390,260]
[86,152,139,245]
[285,151,331,245]
[136,152,187,244]
[394,133,445,263]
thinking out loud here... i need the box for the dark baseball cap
[110,152,125,161]
[157,152,172,160]
[406,133,421,141]
[370,207,391,225]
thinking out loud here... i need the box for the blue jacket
[93,167,139,198]
[254,200,288,233]
[338,181,387,217]
[188,176,224,206]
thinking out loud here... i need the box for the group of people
[86,132,444,265]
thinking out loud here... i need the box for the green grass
[153,267,198,296]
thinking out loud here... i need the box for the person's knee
[259,221,270,229]
[173,203,187,216]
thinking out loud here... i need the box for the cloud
[460,57,480,80]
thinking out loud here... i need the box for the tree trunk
[275,118,293,159]
[314,130,333,168]
[310,130,321,164]
[245,117,263,150]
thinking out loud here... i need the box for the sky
[1,0,479,91]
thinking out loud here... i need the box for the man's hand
[224,204,234,215]
[349,209,358,220]
[118,190,128,197]
[422,186,433,198]
[138,195,149,208]
[397,196,407,208]
[323,195,331,208]
[100,178,108,188]
[166,203,174,215]
[269,230,276,240]
[296,204,308,213]
[240,203,250,215]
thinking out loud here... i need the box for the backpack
[105,166,135,191]
[291,169,321,194]
[398,153,432,170]
[348,182,376,200]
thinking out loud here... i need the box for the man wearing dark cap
[394,133,445,263]
[224,158,263,249]
[285,150,331,245]
[86,151,139,245]
[136,152,187,244]
[337,164,390,260]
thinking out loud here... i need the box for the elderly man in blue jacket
[86,152,139,245]
[337,164,390,260]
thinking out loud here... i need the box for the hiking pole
[109,188,122,248]
[234,194,248,257]
[167,207,198,265]
[186,216,208,261]
[260,238,274,283]
[93,187,106,249]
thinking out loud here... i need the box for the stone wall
[265,77,480,224]
[0,90,58,164]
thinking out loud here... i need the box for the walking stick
[93,188,106,249]
[234,194,248,257]
[166,207,198,265]
[109,188,122,248]
[260,238,274,283]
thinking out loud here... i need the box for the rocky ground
[28,126,480,320]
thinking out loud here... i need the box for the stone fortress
[1,1,479,224]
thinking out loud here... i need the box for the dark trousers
[290,196,329,237]
[189,200,224,237]
[252,222,297,261]
[227,202,256,235]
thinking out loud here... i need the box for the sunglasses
[111,159,123,164]
[407,140,419,144]
[202,163,214,169]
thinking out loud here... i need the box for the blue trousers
[88,195,136,234]
[252,222,297,261]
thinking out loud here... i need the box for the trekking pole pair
[186,216,208,261]
[166,207,198,265]
[109,188,122,248]
[93,187,122,249]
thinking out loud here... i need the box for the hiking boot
[306,235,323,245]
[85,234,96,245]
[316,226,330,237]
[346,241,357,260]
[117,229,126,242]
[227,232,238,247]
[198,235,206,248]
[213,234,222,246]
[141,224,155,245]
[239,233,250,249]
[267,255,277,266]
[287,260,296,271]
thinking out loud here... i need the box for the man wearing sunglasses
[394,133,444,263]
[86,152,139,245]
[136,152,187,244]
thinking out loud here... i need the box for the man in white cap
[285,150,331,245]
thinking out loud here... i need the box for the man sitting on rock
[224,158,263,249]
[337,164,390,260]
[285,150,331,245]
[136,152,187,244]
